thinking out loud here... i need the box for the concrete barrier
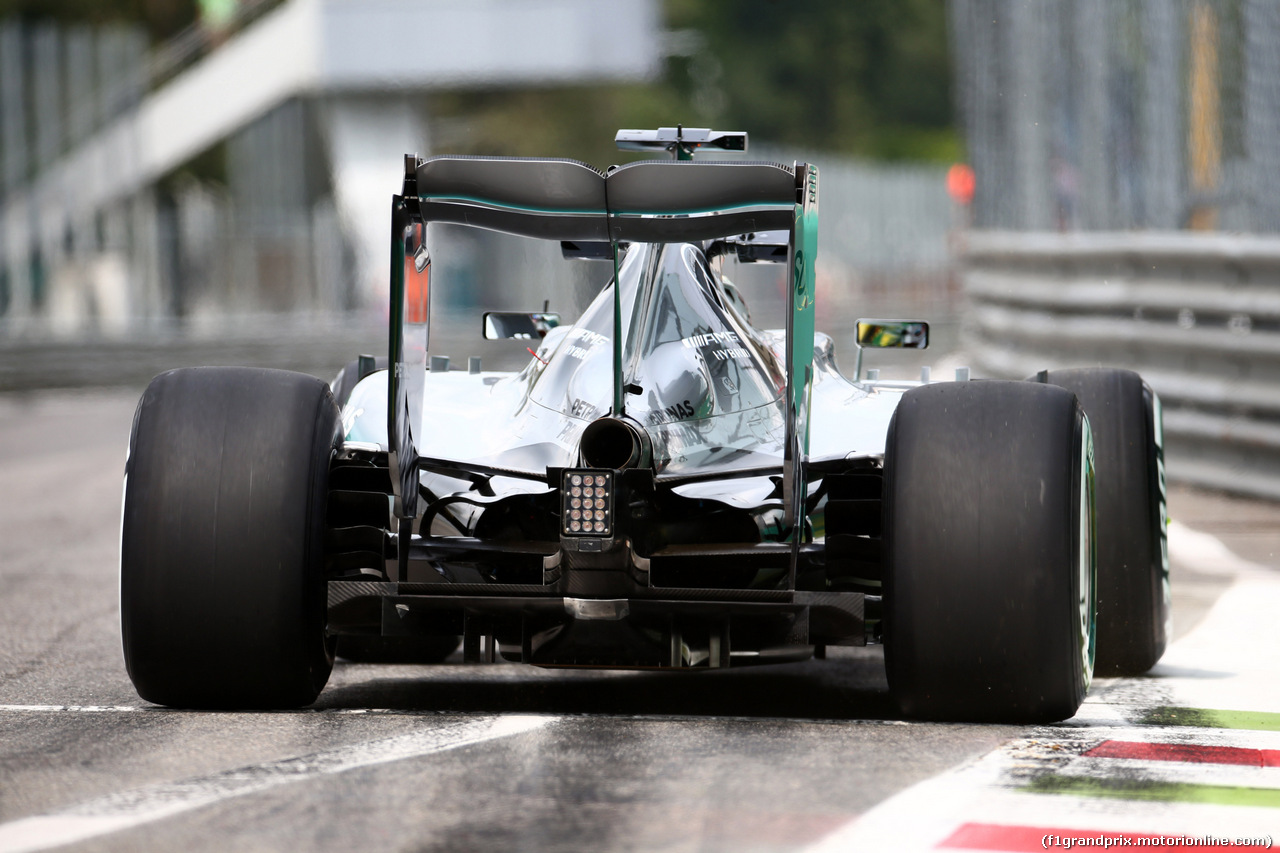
[962,230,1280,501]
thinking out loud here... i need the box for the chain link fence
[950,0,1280,234]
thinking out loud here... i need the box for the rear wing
[408,155,796,241]
[388,155,818,567]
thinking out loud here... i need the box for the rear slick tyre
[883,381,1096,723]
[120,367,340,709]
[1040,368,1169,676]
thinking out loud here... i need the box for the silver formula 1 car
[120,127,1169,721]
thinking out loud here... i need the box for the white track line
[0,714,551,853]
[0,706,480,716]
[0,705,144,713]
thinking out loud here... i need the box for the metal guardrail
[961,230,1280,501]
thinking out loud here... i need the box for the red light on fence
[947,163,976,205]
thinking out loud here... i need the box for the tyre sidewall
[884,381,1092,722]
[121,367,340,708]
[1041,368,1168,675]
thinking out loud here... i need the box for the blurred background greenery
[0,0,197,41]
[0,0,958,166]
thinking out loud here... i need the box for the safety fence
[962,230,1280,500]
[949,0,1280,235]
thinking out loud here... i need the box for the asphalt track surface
[0,387,1276,853]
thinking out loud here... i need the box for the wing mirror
[483,312,562,340]
[853,319,929,382]
[856,319,929,349]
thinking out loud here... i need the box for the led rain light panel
[563,470,614,536]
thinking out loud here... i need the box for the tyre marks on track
[0,714,551,853]
[807,523,1280,852]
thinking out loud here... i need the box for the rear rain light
[562,469,613,536]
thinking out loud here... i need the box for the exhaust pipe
[580,416,652,470]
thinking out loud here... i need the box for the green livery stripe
[425,194,792,218]
[611,246,623,415]
[1140,706,1280,732]
[1027,774,1280,808]
[423,195,603,216]
[611,202,793,217]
